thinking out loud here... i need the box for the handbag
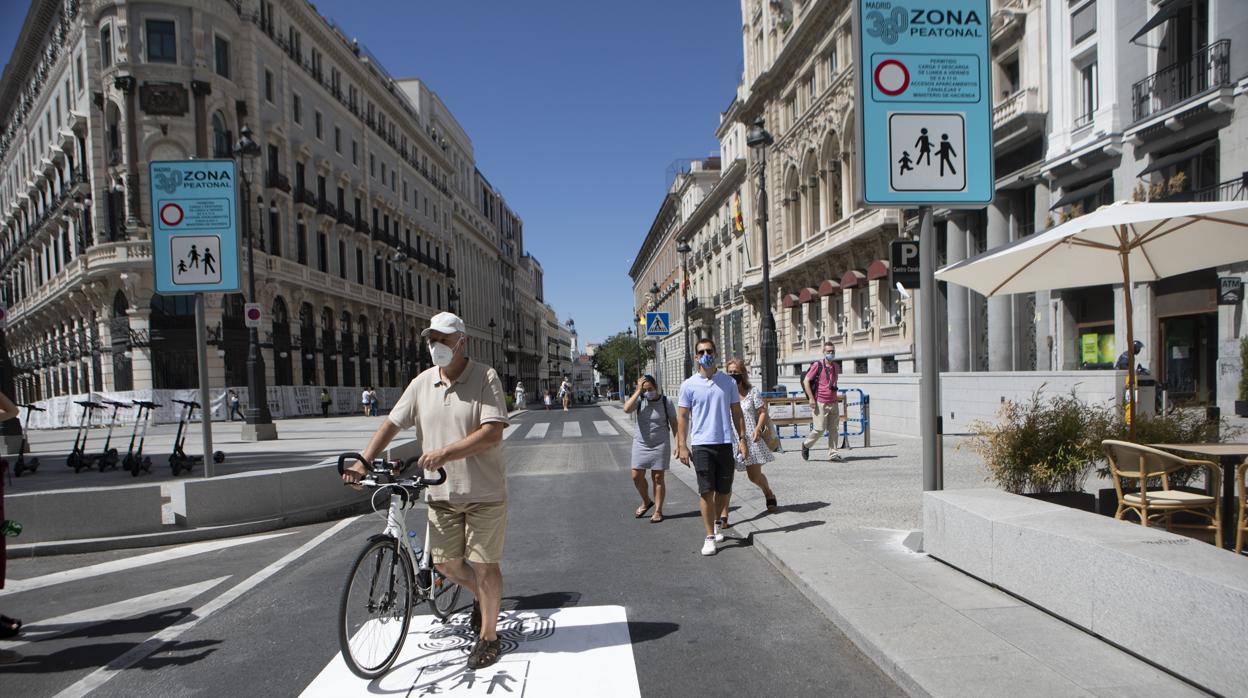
[760,422,782,452]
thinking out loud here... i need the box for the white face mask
[429,336,461,367]
[644,391,658,401]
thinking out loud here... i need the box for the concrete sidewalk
[601,405,1207,697]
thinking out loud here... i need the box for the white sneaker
[701,536,717,556]
[713,520,724,542]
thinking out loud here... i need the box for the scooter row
[52,398,225,477]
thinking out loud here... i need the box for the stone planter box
[1023,491,1096,513]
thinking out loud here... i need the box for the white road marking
[563,422,582,438]
[593,420,618,436]
[53,516,359,698]
[0,577,230,650]
[526,423,549,439]
[503,423,521,440]
[0,531,295,596]
[301,605,640,697]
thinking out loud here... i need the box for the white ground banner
[302,605,641,697]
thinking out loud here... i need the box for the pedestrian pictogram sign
[854,0,993,207]
[150,159,241,295]
[645,312,670,337]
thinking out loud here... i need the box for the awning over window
[798,287,819,303]
[1049,178,1111,210]
[866,259,890,280]
[1137,139,1216,177]
[781,293,799,308]
[840,269,867,288]
[1130,0,1191,43]
[817,279,841,296]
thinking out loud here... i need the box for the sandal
[466,637,503,670]
[634,501,654,518]
[765,496,778,513]
[650,512,664,524]
[0,615,21,639]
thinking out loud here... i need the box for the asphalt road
[0,405,900,697]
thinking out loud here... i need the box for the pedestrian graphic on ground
[487,670,516,694]
[914,128,932,166]
[938,134,958,176]
[169,235,224,285]
[418,685,443,695]
[888,113,967,193]
[897,151,914,176]
[449,671,478,690]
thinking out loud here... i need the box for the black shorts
[691,444,735,495]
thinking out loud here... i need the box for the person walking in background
[514,381,525,409]
[559,377,572,411]
[722,359,778,519]
[543,390,552,410]
[676,337,749,556]
[368,387,379,416]
[320,388,332,417]
[0,390,25,663]
[360,386,372,416]
[624,374,677,523]
[341,311,511,670]
[227,389,244,421]
[801,341,842,462]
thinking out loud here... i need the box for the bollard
[862,394,871,448]
[935,415,944,487]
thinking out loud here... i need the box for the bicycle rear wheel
[427,569,462,620]
[338,538,414,679]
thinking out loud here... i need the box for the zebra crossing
[504,417,621,441]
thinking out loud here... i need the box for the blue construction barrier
[761,388,871,449]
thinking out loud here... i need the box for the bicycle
[335,452,464,679]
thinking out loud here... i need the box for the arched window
[272,297,292,385]
[111,291,133,391]
[783,165,802,249]
[211,111,232,158]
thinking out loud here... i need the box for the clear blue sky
[1,1,744,346]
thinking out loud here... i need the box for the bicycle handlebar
[336,452,447,487]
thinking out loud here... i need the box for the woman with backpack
[624,374,677,523]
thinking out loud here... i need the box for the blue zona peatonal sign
[150,159,242,295]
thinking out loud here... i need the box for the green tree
[591,332,652,392]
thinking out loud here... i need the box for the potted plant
[1237,337,1248,417]
[967,389,1101,512]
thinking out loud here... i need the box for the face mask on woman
[644,390,658,401]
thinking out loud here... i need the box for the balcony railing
[1132,40,1231,122]
[265,170,291,193]
[1157,173,1248,203]
[993,87,1039,129]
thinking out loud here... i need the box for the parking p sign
[854,0,993,207]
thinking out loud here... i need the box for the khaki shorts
[427,500,508,564]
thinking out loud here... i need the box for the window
[146,20,177,64]
[334,126,341,154]
[351,140,358,166]
[100,25,113,68]
[296,218,307,265]
[356,248,364,284]
[788,97,797,124]
[1076,60,1098,126]
[369,153,375,177]
[807,75,816,102]
[826,48,837,76]
[338,240,347,279]
[211,111,231,158]
[264,70,274,102]
[214,36,230,79]
[317,232,327,273]
[292,93,302,124]
[1071,1,1096,44]
[314,111,323,139]
[855,288,871,330]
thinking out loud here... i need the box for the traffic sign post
[854,0,993,492]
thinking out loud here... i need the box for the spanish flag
[733,193,744,233]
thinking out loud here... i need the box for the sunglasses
[696,349,715,356]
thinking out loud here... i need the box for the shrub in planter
[1237,337,1248,417]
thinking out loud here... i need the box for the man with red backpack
[801,341,842,462]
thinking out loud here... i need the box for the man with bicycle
[342,311,510,670]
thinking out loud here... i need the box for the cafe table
[1149,443,1246,548]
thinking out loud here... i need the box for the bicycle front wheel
[427,568,463,620]
[338,538,414,679]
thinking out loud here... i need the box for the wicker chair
[1237,461,1247,555]
[1102,440,1222,547]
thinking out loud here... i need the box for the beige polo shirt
[387,360,510,503]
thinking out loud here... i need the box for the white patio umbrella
[936,200,1248,431]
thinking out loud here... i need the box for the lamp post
[233,125,277,440]
[488,317,497,376]
[648,281,661,388]
[391,251,410,382]
[676,241,692,377]
[746,116,779,393]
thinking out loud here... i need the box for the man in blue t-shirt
[677,337,749,556]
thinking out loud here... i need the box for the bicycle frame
[378,484,438,595]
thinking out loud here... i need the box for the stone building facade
[0,0,555,409]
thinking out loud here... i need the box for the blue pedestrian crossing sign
[645,312,671,337]
[853,0,994,207]
[150,159,242,295]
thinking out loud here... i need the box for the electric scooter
[9,403,43,477]
[91,399,129,472]
[66,400,103,473]
[168,399,226,476]
[122,400,159,476]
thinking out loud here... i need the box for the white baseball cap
[421,311,466,338]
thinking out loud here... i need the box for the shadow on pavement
[748,519,826,538]
[732,500,829,527]
[627,621,679,644]
[505,591,582,611]
[0,638,220,673]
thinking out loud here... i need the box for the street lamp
[233,125,277,440]
[391,251,410,382]
[488,317,497,377]
[746,115,779,393]
[676,240,692,377]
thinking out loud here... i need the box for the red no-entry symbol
[874,59,910,97]
[160,202,184,227]
[247,308,261,321]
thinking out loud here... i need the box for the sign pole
[195,292,214,478]
[919,206,942,491]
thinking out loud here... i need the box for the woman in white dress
[721,358,778,522]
